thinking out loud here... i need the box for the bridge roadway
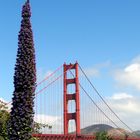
[33,134,95,140]
[33,134,140,140]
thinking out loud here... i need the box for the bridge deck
[33,134,95,140]
[33,134,140,140]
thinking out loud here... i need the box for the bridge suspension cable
[78,64,133,132]
[34,63,77,138]
[68,69,120,128]
[1,65,63,109]
[2,62,134,137]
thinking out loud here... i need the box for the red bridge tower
[63,62,81,135]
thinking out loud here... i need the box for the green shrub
[95,131,113,140]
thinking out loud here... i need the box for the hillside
[133,131,140,137]
[81,124,113,134]
[81,124,140,138]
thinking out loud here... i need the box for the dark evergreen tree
[8,0,36,139]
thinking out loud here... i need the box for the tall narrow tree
[8,0,36,139]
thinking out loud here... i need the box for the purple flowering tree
[8,0,36,139]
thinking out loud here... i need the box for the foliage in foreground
[0,102,51,140]
[0,109,10,140]
[95,131,113,140]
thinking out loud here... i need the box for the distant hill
[81,124,113,135]
[133,131,140,137]
[80,124,140,138]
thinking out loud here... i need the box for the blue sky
[0,0,140,130]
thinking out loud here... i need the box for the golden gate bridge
[6,62,139,140]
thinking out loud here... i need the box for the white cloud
[82,57,140,131]
[110,93,133,100]
[131,55,140,63]
[107,93,140,130]
[81,61,111,78]
[109,92,140,113]
[83,67,99,77]
[110,56,140,130]
[124,63,140,72]
[80,91,140,131]
[114,62,140,91]
[34,114,60,125]
[34,114,63,134]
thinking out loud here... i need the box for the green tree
[95,131,113,140]
[8,0,36,139]
[0,102,10,140]
[33,122,49,134]
[0,103,43,140]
